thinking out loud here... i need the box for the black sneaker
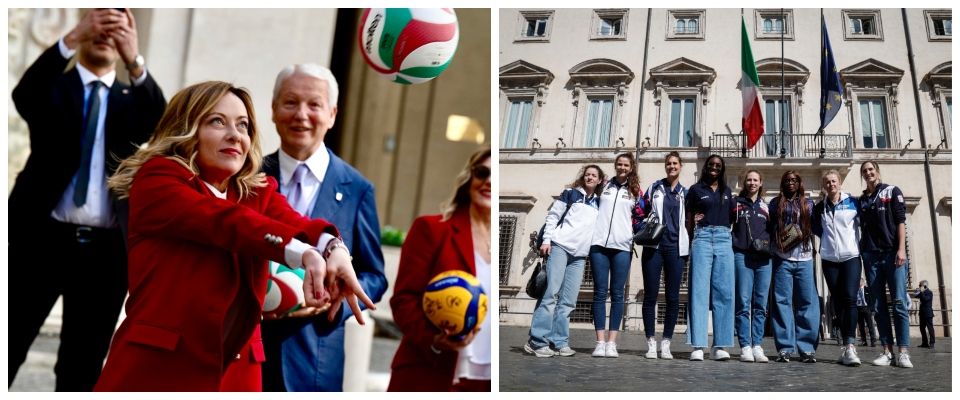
[776,350,790,362]
[801,351,817,363]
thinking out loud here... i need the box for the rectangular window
[498,215,517,286]
[600,18,622,36]
[933,18,952,35]
[764,99,791,156]
[859,99,888,148]
[850,17,875,34]
[669,98,695,147]
[763,17,784,33]
[675,18,699,34]
[501,100,532,148]
[584,99,613,147]
[525,18,548,37]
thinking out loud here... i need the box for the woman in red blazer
[388,147,491,392]
[95,81,374,391]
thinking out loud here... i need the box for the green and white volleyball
[263,261,305,315]
[358,8,459,85]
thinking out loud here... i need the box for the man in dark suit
[7,8,166,391]
[912,280,935,349]
[260,64,388,391]
[856,278,877,347]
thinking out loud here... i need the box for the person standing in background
[913,280,935,349]
[856,278,877,347]
[7,8,166,391]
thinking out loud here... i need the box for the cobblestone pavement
[500,325,952,392]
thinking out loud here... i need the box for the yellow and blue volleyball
[358,8,459,85]
[263,261,305,315]
[422,270,487,339]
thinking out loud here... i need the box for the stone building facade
[498,8,952,337]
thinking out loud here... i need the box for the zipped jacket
[858,183,906,253]
[813,192,861,262]
[639,179,689,256]
[592,179,645,251]
[542,187,600,257]
[731,195,772,252]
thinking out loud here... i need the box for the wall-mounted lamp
[531,138,542,149]
[557,137,566,148]
[936,139,947,150]
[642,137,651,149]
[616,137,625,148]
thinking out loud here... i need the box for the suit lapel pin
[122,89,129,95]
[336,192,343,202]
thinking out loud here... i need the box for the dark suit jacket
[914,288,934,317]
[94,157,338,391]
[9,43,166,239]
[261,148,387,391]
[387,209,477,392]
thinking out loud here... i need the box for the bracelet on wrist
[322,237,348,260]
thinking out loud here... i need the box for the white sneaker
[712,347,731,361]
[660,340,674,360]
[897,351,913,368]
[605,342,619,358]
[753,346,769,363]
[554,346,576,357]
[645,339,658,359]
[872,351,893,366]
[740,346,754,362]
[842,346,861,366]
[690,348,704,361]
[592,341,606,357]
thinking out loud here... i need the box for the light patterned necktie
[287,163,311,216]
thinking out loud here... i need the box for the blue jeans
[822,257,863,345]
[641,245,686,339]
[687,226,735,348]
[862,251,910,347]
[734,249,772,348]
[771,257,820,354]
[528,247,585,349]
[589,245,631,332]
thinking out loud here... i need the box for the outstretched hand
[323,247,376,324]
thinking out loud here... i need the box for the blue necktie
[287,163,311,216]
[73,81,103,207]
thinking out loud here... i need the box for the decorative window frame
[590,9,629,41]
[568,59,634,148]
[499,60,554,149]
[649,57,716,147]
[755,58,809,136]
[923,9,952,42]
[514,10,555,43]
[499,195,538,294]
[842,9,884,41]
[666,9,706,40]
[925,61,952,148]
[839,59,904,149]
[754,9,795,40]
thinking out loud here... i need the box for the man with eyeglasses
[260,63,387,391]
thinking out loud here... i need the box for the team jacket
[591,179,645,251]
[731,195,772,252]
[813,192,861,262]
[858,183,907,253]
[543,187,600,257]
[639,179,689,256]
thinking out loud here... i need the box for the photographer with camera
[912,280,935,349]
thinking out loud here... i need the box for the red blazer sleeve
[390,216,444,363]
[129,157,338,263]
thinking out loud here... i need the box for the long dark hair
[775,170,812,252]
[614,153,641,200]
[697,154,728,204]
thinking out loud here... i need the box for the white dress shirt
[278,143,329,217]
[50,38,148,228]
[454,252,492,382]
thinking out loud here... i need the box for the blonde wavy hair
[108,81,266,199]
[440,147,491,221]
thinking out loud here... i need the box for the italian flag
[741,17,763,149]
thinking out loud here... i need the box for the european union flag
[819,14,843,132]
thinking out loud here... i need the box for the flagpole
[780,8,785,158]
[741,8,747,158]
[819,8,826,157]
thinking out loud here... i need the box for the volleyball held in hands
[263,261,305,315]
[422,270,487,340]
[358,8,459,85]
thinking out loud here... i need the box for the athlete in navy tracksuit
[730,170,773,363]
[857,161,911,368]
